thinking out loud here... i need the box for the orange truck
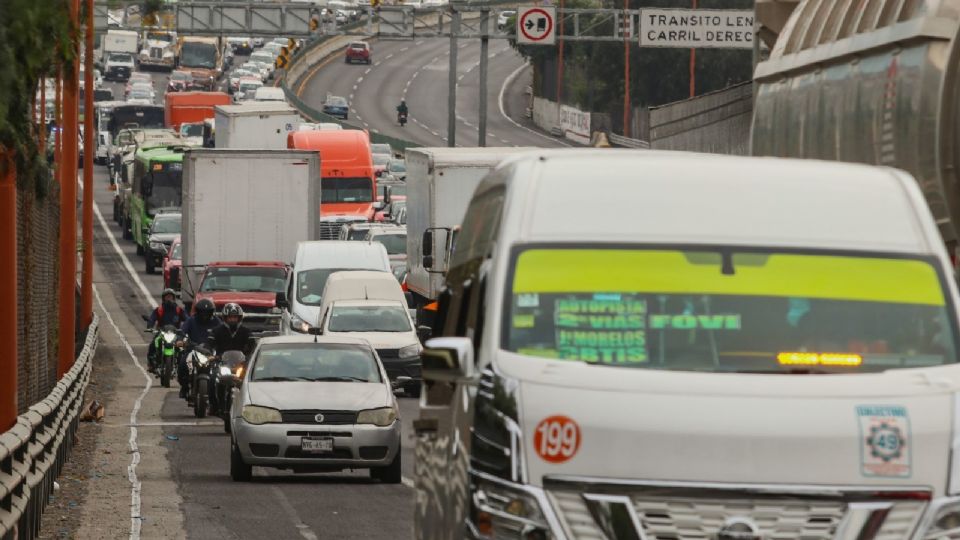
[287,130,378,239]
[164,91,230,140]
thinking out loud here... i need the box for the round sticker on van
[533,415,580,463]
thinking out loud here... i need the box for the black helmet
[195,298,215,321]
[222,303,244,329]
[161,288,176,303]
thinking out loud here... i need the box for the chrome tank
[752,0,960,243]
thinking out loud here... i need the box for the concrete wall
[532,96,559,134]
[648,82,753,155]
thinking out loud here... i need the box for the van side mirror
[422,229,434,258]
[275,292,289,309]
[421,337,473,381]
[417,325,432,342]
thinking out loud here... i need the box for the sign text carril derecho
[640,9,754,49]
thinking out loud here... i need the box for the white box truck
[180,149,321,307]
[214,102,301,149]
[405,147,535,312]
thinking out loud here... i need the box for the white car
[229,68,257,92]
[235,78,264,102]
[229,335,403,483]
[497,10,516,29]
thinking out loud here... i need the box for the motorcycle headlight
[472,477,551,540]
[356,407,397,427]
[399,343,421,359]
[241,405,282,425]
[219,366,232,376]
[162,331,177,342]
[290,314,312,333]
[195,353,209,366]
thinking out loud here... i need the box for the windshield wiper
[255,376,297,382]
[309,376,369,382]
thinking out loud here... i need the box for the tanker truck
[752,0,960,253]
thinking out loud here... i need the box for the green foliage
[0,0,75,195]
[512,0,754,121]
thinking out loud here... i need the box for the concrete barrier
[648,82,753,155]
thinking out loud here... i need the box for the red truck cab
[287,130,378,239]
[164,91,231,131]
[193,261,289,334]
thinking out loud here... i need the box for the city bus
[130,145,187,254]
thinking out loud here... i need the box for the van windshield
[328,305,411,332]
[297,268,350,305]
[503,247,958,374]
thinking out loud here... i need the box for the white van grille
[547,486,926,540]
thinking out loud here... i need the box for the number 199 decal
[533,416,581,463]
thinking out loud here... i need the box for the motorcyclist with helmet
[205,303,256,414]
[178,299,221,398]
[396,100,408,126]
[146,288,187,374]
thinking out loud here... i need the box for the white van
[318,271,422,393]
[414,150,960,539]
[279,241,390,334]
[254,86,286,102]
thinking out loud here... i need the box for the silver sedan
[229,335,406,483]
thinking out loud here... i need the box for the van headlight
[920,498,960,538]
[472,477,551,540]
[241,405,282,425]
[399,343,421,359]
[356,407,397,426]
[290,314,312,333]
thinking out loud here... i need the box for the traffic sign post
[517,6,556,45]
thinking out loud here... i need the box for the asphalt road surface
[96,66,419,540]
[297,37,571,148]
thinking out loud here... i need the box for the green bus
[131,145,187,254]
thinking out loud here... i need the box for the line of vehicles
[87,3,960,539]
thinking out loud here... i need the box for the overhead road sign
[640,9,754,49]
[517,6,556,45]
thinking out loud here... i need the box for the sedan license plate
[301,437,334,453]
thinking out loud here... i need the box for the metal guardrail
[0,315,100,540]
[608,133,651,149]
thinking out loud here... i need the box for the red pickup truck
[345,41,371,64]
[193,261,289,335]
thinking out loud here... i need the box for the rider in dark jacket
[178,299,221,396]
[205,303,255,414]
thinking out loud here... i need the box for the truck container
[102,29,138,58]
[165,91,231,132]
[404,147,535,310]
[287,130,377,239]
[180,149,321,308]
[752,0,960,251]
[214,102,301,149]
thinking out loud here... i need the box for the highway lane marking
[270,485,319,540]
[416,40,424,45]
[349,93,354,100]
[400,47,409,52]
[88,181,157,308]
[92,285,152,540]
[296,43,352,97]
[498,62,572,147]
[365,67,373,74]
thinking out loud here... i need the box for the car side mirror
[422,337,474,381]
[392,375,412,389]
[417,325,432,342]
[275,292,289,309]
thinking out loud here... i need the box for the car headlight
[921,499,960,539]
[399,343,421,359]
[219,366,232,376]
[290,314,312,333]
[150,241,166,251]
[472,477,551,540]
[241,405,282,425]
[356,407,397,427]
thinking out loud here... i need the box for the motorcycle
[398,111,408,127]
[186,345,215,418]
[146,324,182,388]
[215,350,247,433]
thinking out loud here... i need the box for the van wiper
[255,376,297,381]
[309,376,369,382]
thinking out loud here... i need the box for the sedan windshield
[150,216,181,234]
[504,247,958,374]
[251,343,381,382]
[328,305,411,333]
[200,266,287,293]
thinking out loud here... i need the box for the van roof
[407,146,539,168]
[322,270,405,302]
[499,150,937,254]
[215,101,296,116]
[294,240,389,270]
